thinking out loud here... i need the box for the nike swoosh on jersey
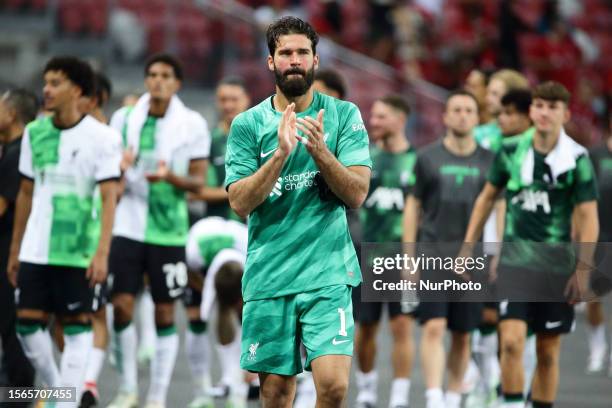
[332,338,350,345]
[261,147,278,158]
[545,321,562,329]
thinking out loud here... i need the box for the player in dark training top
[403,90,494,408]
[584,117,612,374]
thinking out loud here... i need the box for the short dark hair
[501,89,532,115]
[214,261,243,308]
[532,81,570,105]
[218,75,247,91]
[266,16,319,56]
[314,69,346,99]
[378,94,411,116]
[445,89,479,111]
[144,53,183,81]
[44,56,95,97]
[3,88,39,125]
[93,72,112,107]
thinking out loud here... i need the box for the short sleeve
[18,128,34,180]
[336,103,372,168]
[574,154,599,203]
[487,149,510,188]
[224,113,259,189]
[109,107,129,147]
[411,154,428,200]
[0,144,21,202]
[402,152,418,196]
[188,113,211,161]
[95,129,123,182]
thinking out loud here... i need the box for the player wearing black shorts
[404,90,493,408]
[0,88,38,402]
[354,95,417,408]
[584,116,612,374]
[7,57,121,401]
[107,54,210,408]
[463,81,599,408]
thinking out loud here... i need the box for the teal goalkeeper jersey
[225,92,372,301]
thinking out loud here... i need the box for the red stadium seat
[88,1,109,36]
[58,0,85,34]
[4,0,27,10]
[29,0,48,11]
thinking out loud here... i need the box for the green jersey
[488,128,598,271]
[18,116,122,268]
[361,145,416,242]
[474,121,503,153]
[110,103,210,246]
[225,92,371,301]
[206,126,232,218]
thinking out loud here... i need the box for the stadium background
[0,0,611,407]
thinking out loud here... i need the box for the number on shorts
[337,308,347,337]
[163,262,188,289]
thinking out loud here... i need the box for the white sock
[18,327,61,387]
[84,347,106,386]
[60,328,93,402]
[588,324,607,356]
[216,329,242,387]
[389,377,410,407]
[462,358,480,392]
[481,332,500,389]
[425,388,443,408]
[228,379,249,406]
[147,329,179,404]
[138,290,156,352]
[501,402,525,408]
[114,323,138,393]
[523,334,536,396]
[106,303,114,332]
[445,391,461,408]
[356,370,378,403]
[186,326,211,397]
[297,370,316,393]
[295,371,316,408]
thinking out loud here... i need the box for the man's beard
[274,66,315,98]
[451,128,471,138]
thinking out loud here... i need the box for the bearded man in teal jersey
[225,16,371,408]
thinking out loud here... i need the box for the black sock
[532,401,553,408]
[503,392,524,402]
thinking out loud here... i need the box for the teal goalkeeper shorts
[240,284,354,375]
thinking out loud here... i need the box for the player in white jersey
[6,56,122,405]
[107,54,210,408]
[184,216,248,408]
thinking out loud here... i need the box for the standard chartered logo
[269,170,320,197]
